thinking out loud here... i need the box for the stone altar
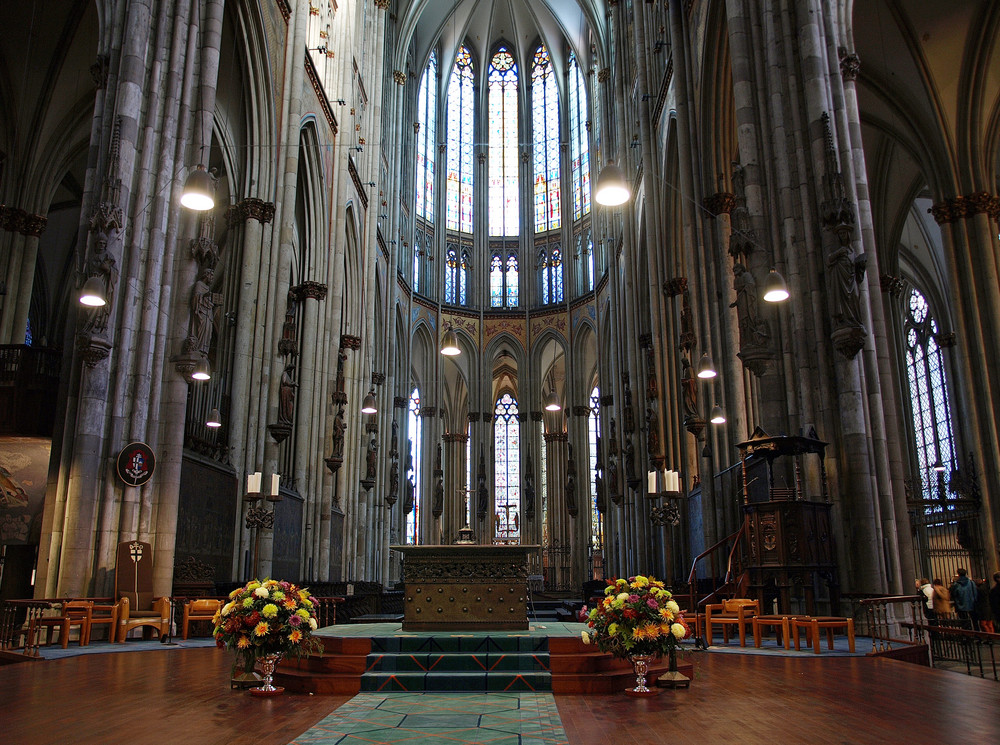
[391,544,539,630]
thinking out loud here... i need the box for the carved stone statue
[523,453,536,521]
[403,442,415,514]
[566,444,578,517]
[622,435,638,489]
[81,230,118,334]
[331,405,346,458]
[190,267,222,355]
[622,378,635,433]
[646,407,660,459]
[731,262,767,347]
[278,296,298,357]
[476,446,488,522]
[366,434,378,480]
[432,444,444,518]
[278,364,297,424]
[388,458,399,507]
[828,245,865,329]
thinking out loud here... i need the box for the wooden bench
[792,616,855,654]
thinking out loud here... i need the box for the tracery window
[488,46,519,236]
[531,45,560,233]
[494,392,521,542]
[538,243,563,305]
[415,51,437,221]
[489,249,519,308]
[904,288,956,506]
[407,389,422,543]
[446,46,474,233]
[445,244,470,305]
[568,51,591,220]
[587,387,602,549]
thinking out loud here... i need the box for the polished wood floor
[3,645,998,745]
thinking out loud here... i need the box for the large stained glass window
[531,45,560,233]
[406,389,422,543]
[415,51,437,221]
[444,244,470,305]
[568,52,591,220]
[494,392,521,542]
[446,46,474,233]
[904,288,956,506]
[488,47,519,236]
[505,251,519,307]
[490,252,503,307]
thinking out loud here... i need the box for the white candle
[662,469,669,493]
[271,473,280,496]
[647,470,657,495]
[252,471,262,493]
[246,473,253,493]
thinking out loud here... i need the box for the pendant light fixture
[440,325,460,356]
[79,277,107,307]
[762,268,790,303]
[191,357,211,381]
[696,353,717,379]
[594,161,630,206]
[709,404,726,424]
[544,390,562,412]
[180,164,215,211]
[361,388,378,414]
[206,407,222,428]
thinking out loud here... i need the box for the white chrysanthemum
[665,600,680,614]
[581,631,591,644]
[616,592,630,602]
[308,617,318,630]
[254,586,269,598]
[221,601,235,616]
[670,623,685,639]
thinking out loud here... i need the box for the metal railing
[903,619,1000,682]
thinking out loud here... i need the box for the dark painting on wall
[0,437,51,545]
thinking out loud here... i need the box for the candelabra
[244,471,282,578]
[647,468,683,527]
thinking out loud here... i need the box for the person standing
[931,578,951,618]
[950,568,978,627]
[915,578,935,623]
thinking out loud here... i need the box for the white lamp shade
[440,327,461,355]
[544,390,562,412]
[206,407,222,427]
[180,164,215,211]
[361,389,377,414]
[191,357,211,381]
[79,276,107,307]
[696,353,717,379]
[594,162,630,206]
[762,268,790,302]
[709,404,726,424]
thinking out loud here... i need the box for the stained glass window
[531,46,560,233]
[505,251,519,306]
[904,288,956,508]
[407,389,422,543]
[446,46,474,233]
[445,244,458,303]
[588,387,602,551]
[490,252,503,307]
[412,239,420,293]
[539,244,563,305]
[494,393,521,542]
[488,47,519,236]
[459,249,470,305]
[415,51,437,221]
[568,52,591,220]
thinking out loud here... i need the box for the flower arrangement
[581,575,690,659]
[213,578,322,672]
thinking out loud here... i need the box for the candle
[647,470,657,495]
[271,473,280,497]
[251,471,261,493]
[247,473,253,494]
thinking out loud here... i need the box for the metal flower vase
[249,652,285,697]
[625,654,660,697]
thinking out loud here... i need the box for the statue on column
[80,229,118,334]
[646,407,660,459]
[432,443,444,518]
[622,434,638,490]
[523,453,536,521]
[566,443,578,517]
[608,419,621,505]
[331,405,346,459]
[476,445,488,522]
[681,356,698,422]
[403,442,415,515]
[730,262,768,347]
[278,363,297,424]
[828,245,866,329]
[365,434,378,481]
[278,295,298,358]
[190,267,222,355]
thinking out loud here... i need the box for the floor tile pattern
[289,691,569,745]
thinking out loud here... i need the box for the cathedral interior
[0,0,998,617]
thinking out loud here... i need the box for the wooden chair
[114,540,170,643]
[181,599,221,639]
[704,599,760,646]
[87,602,120,643]
[28,601,92,649]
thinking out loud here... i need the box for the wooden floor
[3,645,998,745]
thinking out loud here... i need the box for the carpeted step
[360,669,551,692]
[366,650,550,673]
[370,634,547,654]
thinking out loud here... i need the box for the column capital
[340,334,362,350]
[838,47,861,82]
[663,276,687,297]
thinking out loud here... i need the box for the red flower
[623,608,639,620]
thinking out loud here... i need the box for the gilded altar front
[391,544,539,630]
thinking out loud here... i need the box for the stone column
[442,432,469,543]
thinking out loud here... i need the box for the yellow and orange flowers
[582,575,690,660]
